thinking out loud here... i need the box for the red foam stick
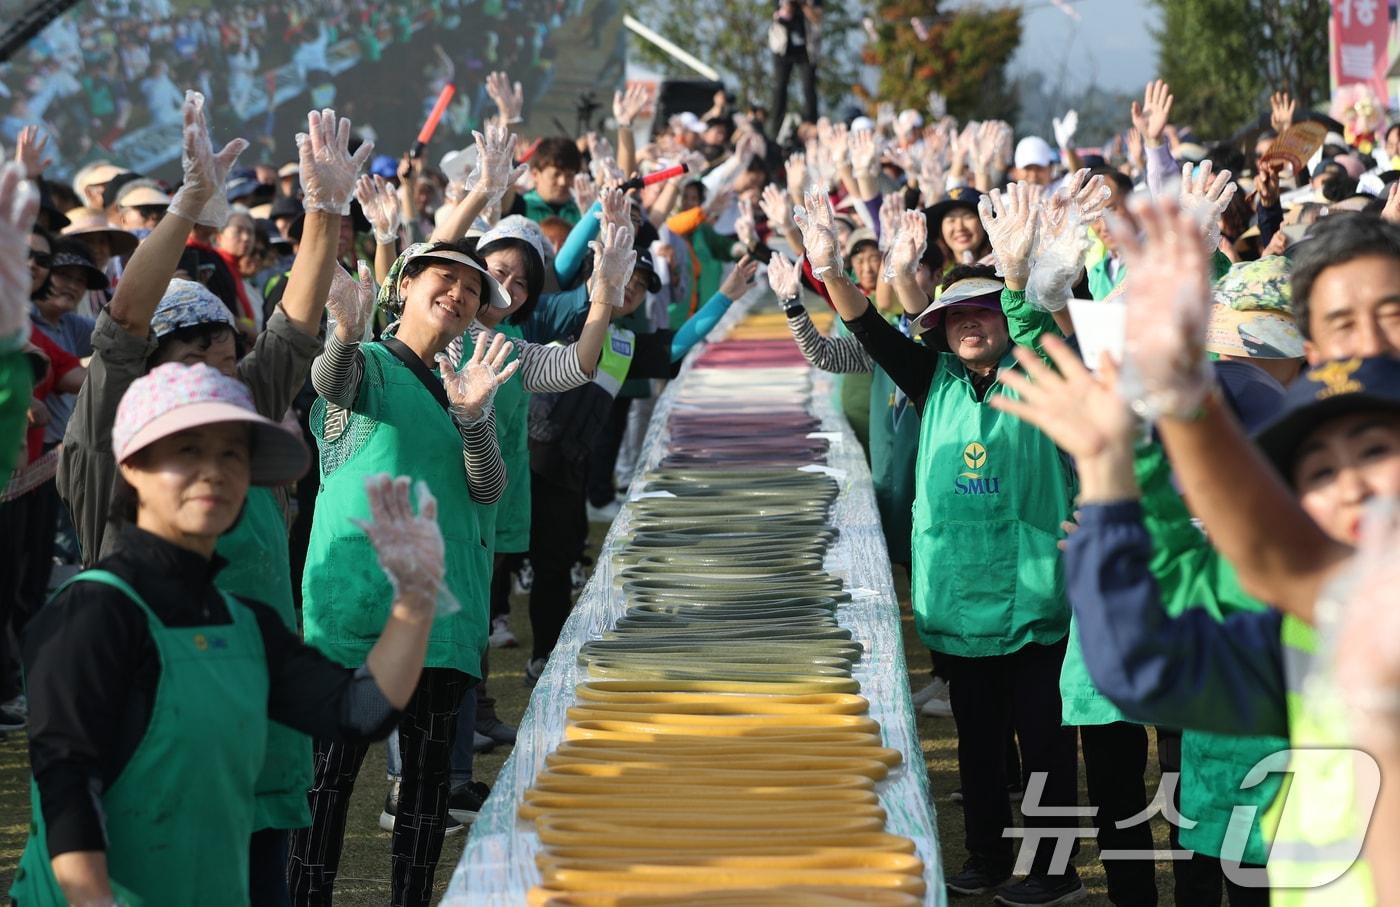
[411,84,456,156]
[643,164,686,185]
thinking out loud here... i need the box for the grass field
[0,523,1179,904]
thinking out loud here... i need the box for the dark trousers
[942,638,1079,877]
[770,49,817,132]
[287,667,469,907]
[249,827,292,907]
[0,481,59,700]
[528,468,586,661]
[490,552,521,621]
[1081,722,1158,905]
[586,396,632,509]
[1157,729,1267,907]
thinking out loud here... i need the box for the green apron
[867,365,919,565]
[215,486,313,830]
[12,570,267,907]
[910,349,1074,657]
[302,341,489,676]
[488,322,528,554]
[832,320,872,457]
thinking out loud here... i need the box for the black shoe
[379,781,465,836]
[946,857,1013,896]
[994,870,1087,906]
[449,780,490,823]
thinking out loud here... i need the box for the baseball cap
[1014,136,1055,170]
[113,362,308,485]
[1252,356,1400,481]
[73,162,128,199]
[1205,257,1304,360]
[911,276,1005,336]
[151,279,237,339]
[632,248,662,293]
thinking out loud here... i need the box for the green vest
[867,364,919,565]
[215,486,313,831]
[832,321,872,456]
[302,341,489,676]
[910,348,1074,657]
[1261,614,1374,905]
[12,571,268,907]
[520,190,580,226]
[491,321,530,554]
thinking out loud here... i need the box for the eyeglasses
[28,250,52,269]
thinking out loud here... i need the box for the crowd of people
[0,24,1398,907]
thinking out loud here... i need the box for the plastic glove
[355,174,401,245]
[824,121,850,169]
[760,182,792,231]
[849,127,880,179]
[297,108,374,215]
[572,173,597,215]
[438,330,520,424]
[588,221,637,306]
[588,134,624,183]
[0,162,38,342]
[328,260,377,342]
[883,209,927,283]
[973,121,1002,174]
[1052,110,1078,150]
[486,71,524,124]
[1111,195,1214,421]
[597,185,630,231]
[469,122,526,208]
[785,152,808,202]
[1177,160,1237,255]
[167,91,249,226]
[877,192,903,253]
[978,182,1041,285]
[351,474,453,618]
[1026,185,1090,313]
[791,189,842,279]
[613,83,650,128]
[767,252,803,303]
[1333,499,1400,749]
[735,198,757,249]
[917,155,945,208]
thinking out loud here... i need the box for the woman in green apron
[15,362,447,907]
[292,239,518,907]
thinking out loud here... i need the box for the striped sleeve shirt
[785,306,873,375]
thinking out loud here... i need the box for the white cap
[851,115,875,133]
[897,109,924,134]
[674,111,707,134]
[1014,136,1055,170]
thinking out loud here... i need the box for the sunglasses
[28,250,52,269]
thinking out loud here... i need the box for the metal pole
[623,14,721,82]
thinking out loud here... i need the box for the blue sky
[1002,0,1160,95]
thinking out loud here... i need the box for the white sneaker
[489,616,518,649]
[918,679,953,718]
[585,499,620,523]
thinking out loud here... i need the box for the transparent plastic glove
[1052,109,1078,150]
[917,155,945,207]
[354,174,401,245]
[168,91,249,226]
[1026,192,1087,313]
[978,182,1040,285]
[486,71,524,123]
[785,152,807,202]
[572,172,597,215]
[791,189,842,278]
[877,192,902,253]
[824,121,850,168]
[973,120,1002,174]
[351,474,455,618]
[0,162,38,342]
[1332,499,1400,749]
[469,122,526,208]
[849,127,880,179]
[760,182,792,232]
[767,252,802,303]
[588,221,637,306]
[297,108,374,215]
[883,209,927,283]
[1178,160,1236,254]
[1112,195,1214,421]
[597,185,629,231]
[612,83,649,128]
[437,329,521,424]
[734,198,757,249]
[328,260,377,342]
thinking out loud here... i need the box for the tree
[1150,0,1329,140]
[861,1,1022,122]
[628,0,864,115]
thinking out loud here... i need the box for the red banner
[1331,0,1391,103]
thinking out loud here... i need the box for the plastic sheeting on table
[443,297,945,905]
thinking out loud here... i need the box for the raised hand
[917,153,945,207]
[588,220,637,305]
[572,172,597,214]
[438,330,521,423]
[1027,172,1100,311]
[167,91,249,227]
[1110,195,1214,421]
[597,185,629,230]
[719,255,759,299]
[15,125,53,179]
[759,183,793,233]
[1270,91,1296,134]
[1131,79,1174,149]
[298,108,374,215]
[878,192,903,252]
[785,151,808,202]
[1052,110,1078,151]
[1126,126,1145,172]
[588,133,624,183]
[486,71,524,124]
[1178,160,1237,253]
[353,474,448,618]
[767,252,803,302]
[849,127,881,179]
[355,174,401,245]
[978,181,1041,286]
[0,162,39,339]
[735,198,758,249]
[791,189,842,277]
[826,121,850,168]
[613,83,650,128]
[327,260,377,342]
[885,209,928,282]
[1065,167,1111,222]
[974,120,1002,174]
[470,121,525,205]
